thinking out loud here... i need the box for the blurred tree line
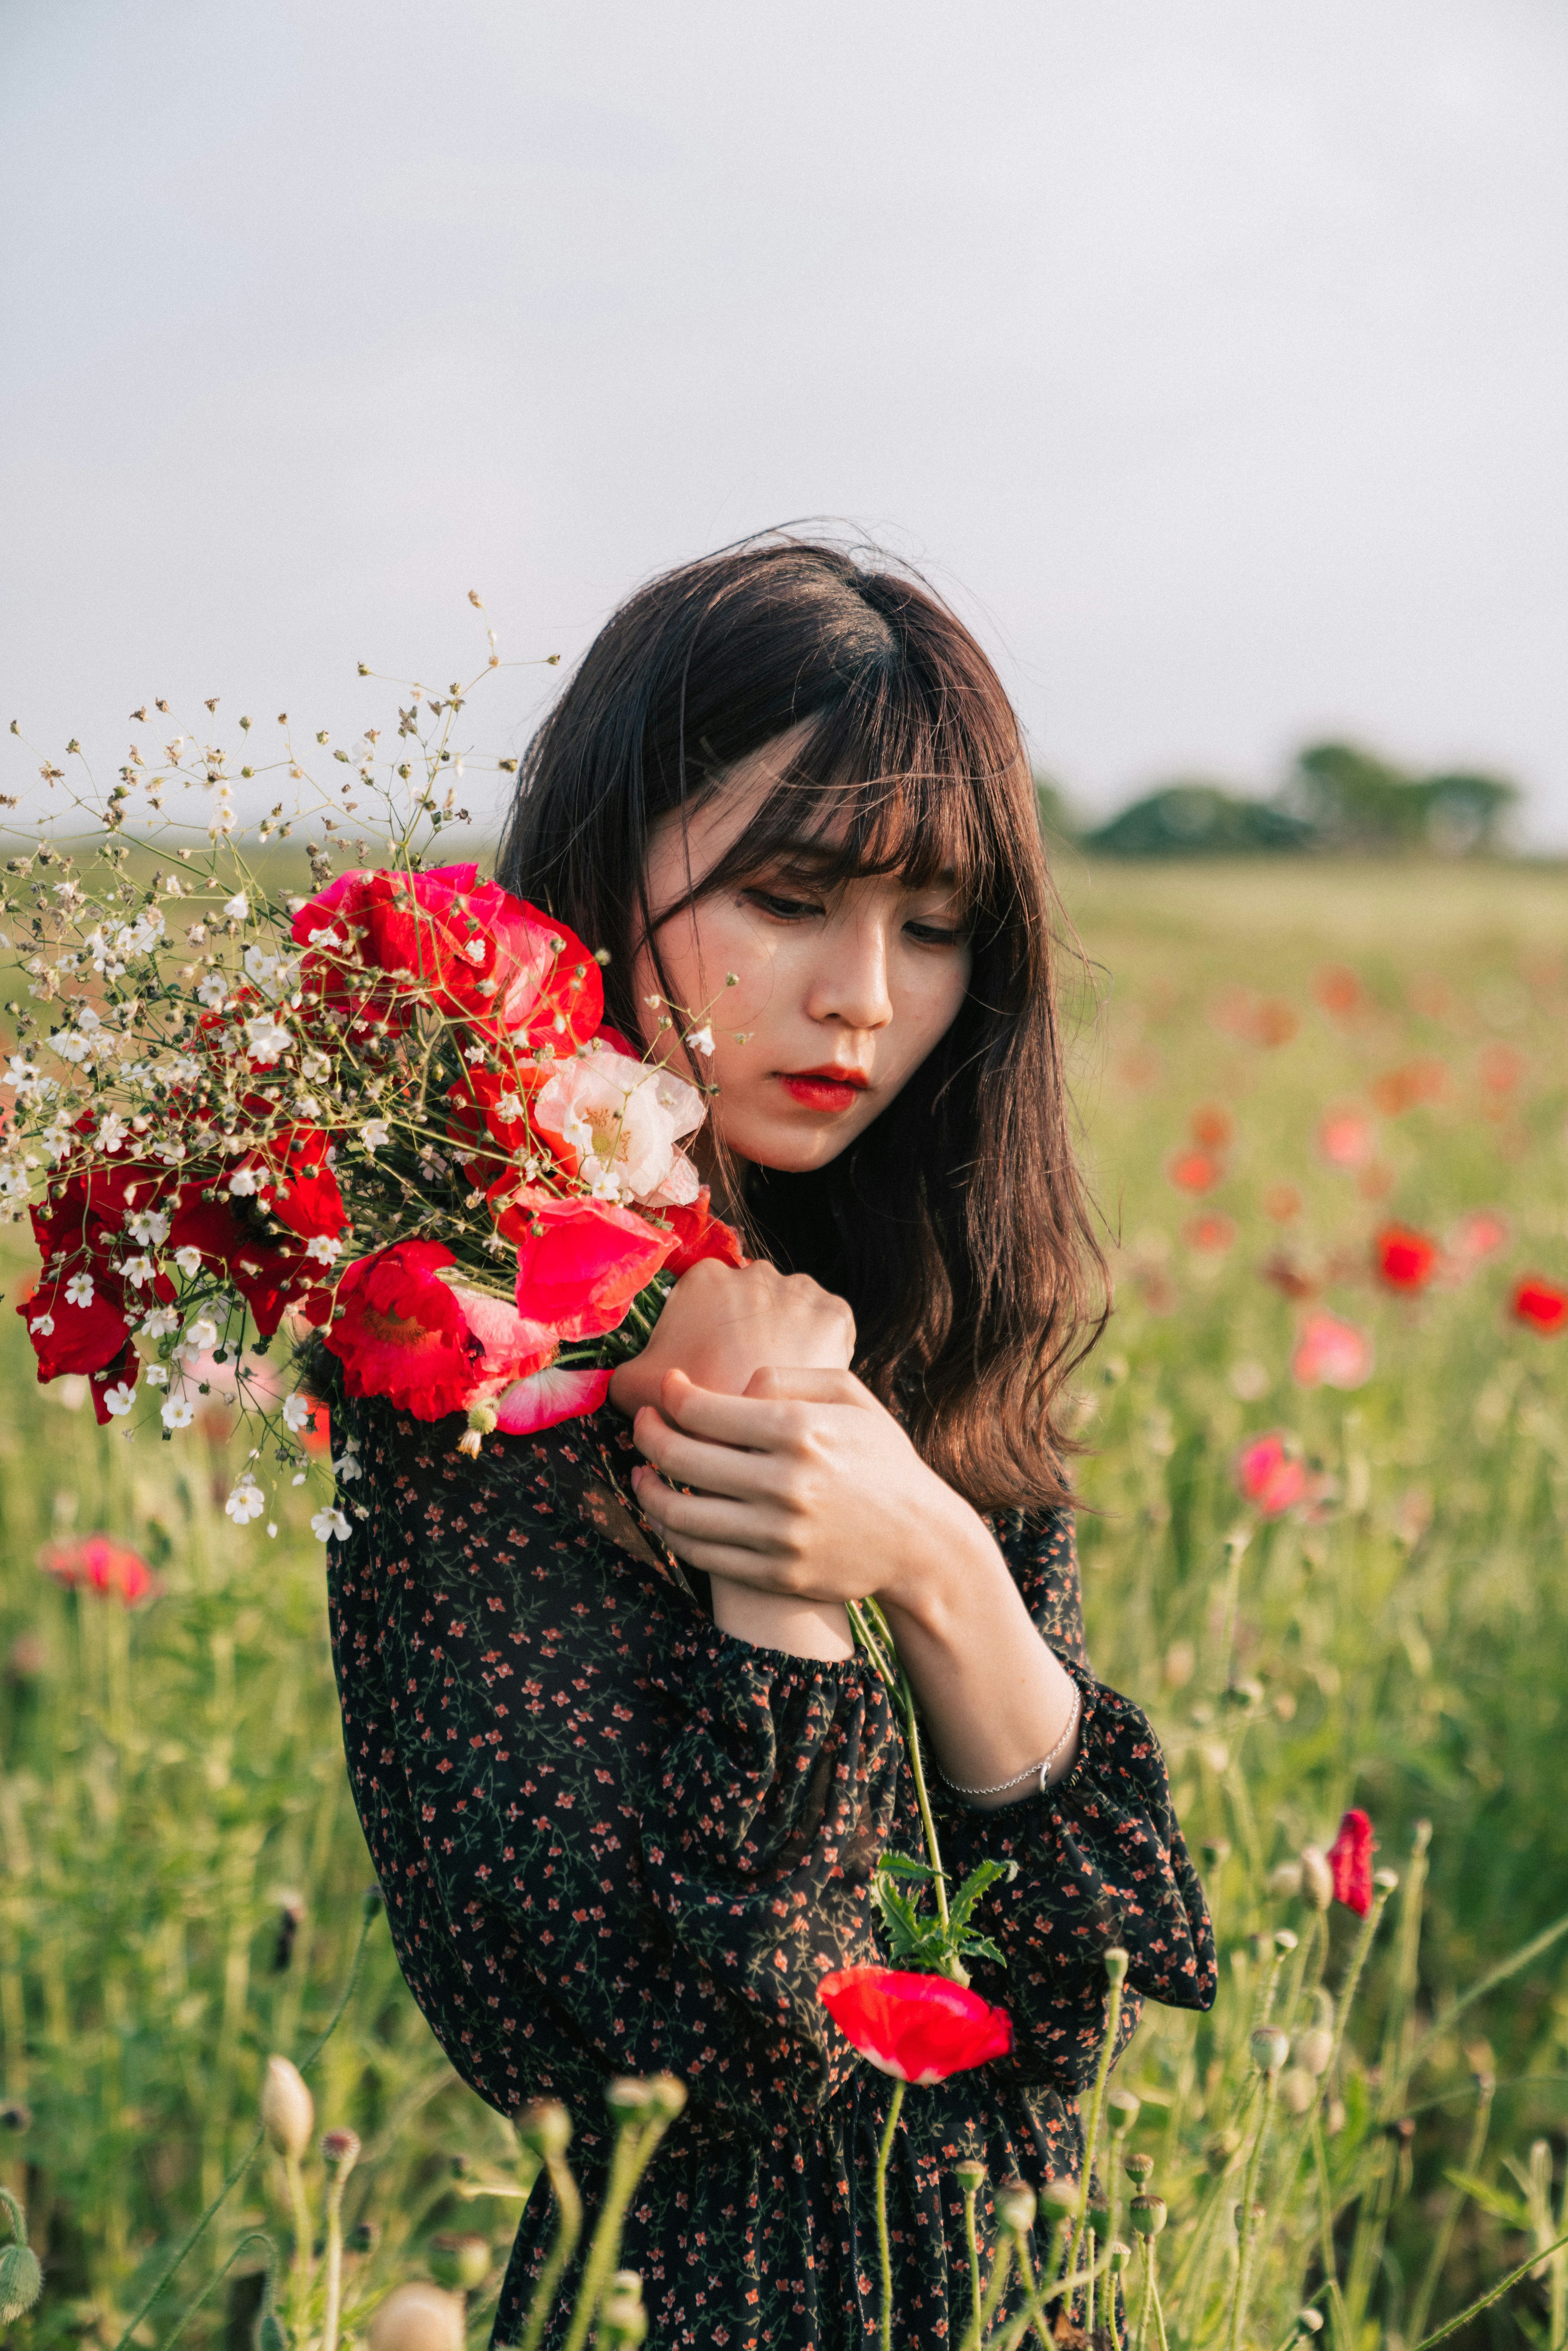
[1040,740,1518,858]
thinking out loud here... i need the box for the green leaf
[877,1851,944,1883]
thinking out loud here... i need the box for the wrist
[876,1485,1007,1633]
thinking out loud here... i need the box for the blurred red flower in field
[1262,1184,1303,1224]
[1477,1043,1526,1096]
[1326,1808,1376,1917]
[817,1966,1013,2085]
[1314,965,1364,1021]
[1189,1103,1234,1151]
[1212,988,1299,1049]
[1262,1252,1317,1302]
[1374,1226,1439,1291]
[1235,1433,1307,1516]
[1370,1058,1448,1117]
[1183,1213,1236,1255]
[1291,1312,1374,1391]
[39,1534,157,1608]
[1316,1106,1375,1170]
[1168,1150,1222,1195]
[1512,1277,1568,1337]
[1450,1209,1509,1263]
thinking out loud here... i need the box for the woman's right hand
[608,1258,855,1419]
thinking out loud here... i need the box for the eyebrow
[754,833,960,889]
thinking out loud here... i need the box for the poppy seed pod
[322,2128,361,2169]
[260,2055,314,2159]
[997,2181,1036,2235]
[1299,1846,1334,1910]
[1107,2087,1142,2134]
[643,2074,688,2125]
[1267,1860,1303,1899]
[1123,2152,1154,2184]
[1103,1946,1129,1988]
[1107,2240,1132,2274]
[597,2272,648,2349]
[1038,2176,1080,2218]
[0,2242,42,2326]
[1279,2068,1317,2117]
[1274,1928,1299,1954]
[1373,1867,1400,1894]
[954,2159,986,2192]
[516,2100,572,2159]
[1251,2025,1290,2075]
[605,2078,655,2121]
[1297,2028,1334,2077]
[1130,2194,1167,2237]
[368,2282,466,2351]
[427,2235,492,2292]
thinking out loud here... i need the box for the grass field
[2,856,1566,2350]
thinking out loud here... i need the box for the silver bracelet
[937,1682,1082,1799]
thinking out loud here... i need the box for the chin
[727,1123,859,1175]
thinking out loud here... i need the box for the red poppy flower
[323,1240,553,1420]
[492,1364,613,1435]
[1291,1311,1374,1392]
[817,1966,1014,2085]
[655,1188,747,1279]
[1316,1106,1375,1170]
[19,1264,132,1382]
[497,1190,674,1340]
[168,1190,332,1339]
[1512,1276,1568,1337]
[1189,1103,1234,1151]
[1314,965,1364,1021]
[1325,1808,1376,1917]
[1450,1208,1509,1263]
[1374,1225,1439,1291]
[1167,1149,1222,1195]
[1234,1432,1307,1516]
[38,1533,158,1608]
[1183,1213,1236,1255]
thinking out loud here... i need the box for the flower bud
[954,2159,986,2192]
[1130,2194,1167,2237]
[1278,2068,1317,2117]
[605,2078,655,2121]
[597,2273,648,2348]
[0,2243,42,2325]
[1324,2098,1346,2137]
[1373,1867,1400,1894]
[642,2074,687,2125]
[258,2311,289,2351]
[1251,2026,1290,2075]
[368,2283,466,2351]
[1274,1928,1298,1954]
[1107,2240,1132,2274]
[1103,1946,1129,1988]
[1297,2311,1324,2334]
[0,2103,32,2133]
[1296,2028,1333,2078]
[1123,2151,1154,2184]
[517,2101,572,2159]
[1038,2176,1080,2218]
[261,2056,314,2159]
[1299,1846,1334,1910]
[997,2180,1036,2236]
[427,2235,491,2292]
[1267,1860,1303,1899]
[1206,2127,1241,2173]
[1107,2087,1141,2134]
[323,2128,361,2170]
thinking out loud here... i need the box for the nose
[804,906,894,1034]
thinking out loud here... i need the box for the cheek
[632,902,776,1057]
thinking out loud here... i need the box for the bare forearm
[709,1574,855,1663]
[880,1525,1079,1810]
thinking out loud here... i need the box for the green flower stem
[0,2188,25,2245]
[560,2104,680,2351]
[158,2233,275,2351]
[1405,2072,1494,2347]
[1325,1887,1393,2090]
[321,2148,357,2351]
[519,2150,583,2351]
[960,2173,984,2343]
[283,2150,314,2319]
[107,1892,378,2351]
[1066,1965,1126,2286]
[874,2078,906,2351]
[958,2234,1016,2351]
[1227,2069,1278,2351]
[1412,2224,1568,2351]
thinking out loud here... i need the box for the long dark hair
[497,536,1107,1513]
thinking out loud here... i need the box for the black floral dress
[325,1398,1215,2348]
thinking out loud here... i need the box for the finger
[630,1466,776,1552]
[742,1364,870,1405]
[655,1367,845,1449]
[633,1408,782,1502]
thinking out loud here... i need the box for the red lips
[777,1066,869,1112]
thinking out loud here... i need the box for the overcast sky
[3,0,1566,842]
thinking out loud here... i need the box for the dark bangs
[498,535,1108,1515]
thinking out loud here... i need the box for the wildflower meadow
[0,848,1566,2350]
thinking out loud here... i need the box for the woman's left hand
[629,1364,999,1612]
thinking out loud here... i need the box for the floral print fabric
[326,1398,1216,2348]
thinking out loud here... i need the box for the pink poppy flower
[531,1045,705,1208]
[1235,1432,1307,1516]
[492,1364,613,1435]
[498,1191,674,1341]
[1291,1311,1374,1391]
[1316,1106,1375,1170]
[817,1966,1013,2085]
[39,1534,158,1608]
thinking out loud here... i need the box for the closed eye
[742,888,824,922]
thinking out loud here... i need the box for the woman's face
[632,733,973,1177]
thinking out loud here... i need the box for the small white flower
[267,1521,278,1538]
[463,939,487,965]
[304,1233,341,1264]
[166,1054,200,1084]
[243,945,283,994]
[145,1364,169,1386]
[96,1113,128,1154]
[161,1395,196,1429]
[311,1506,351,1543]
[684,1025,715,1056]
[494,1091,525,1122]
[140,1306,179,1338]
[127,1208,171,1246]
[245,1013,292,1067]
[103,1380,137,1417]
[333,1447,362,1484]
[301,1050,331,1081]
[282,1391,312,1433]
[29,1312,56,1337]
[196,973,229,1009]
[227,1167,260,1197]
[184,1315,219,1353]
[306,924,345,949]
[65,1271,95,1309]
[360,1120,390,1151]
[120,1254,154,1289]
[173,1245,203,1278]
[225,1479,265,1523]
[463,1043,488,1063]
[292,1093,320,1119]
[223,891,249,920]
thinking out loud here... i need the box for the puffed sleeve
[931,1509,1216,2093]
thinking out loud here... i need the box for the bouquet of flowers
[0,622,742,1531]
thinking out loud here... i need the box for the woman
[325,539,1216,2347]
